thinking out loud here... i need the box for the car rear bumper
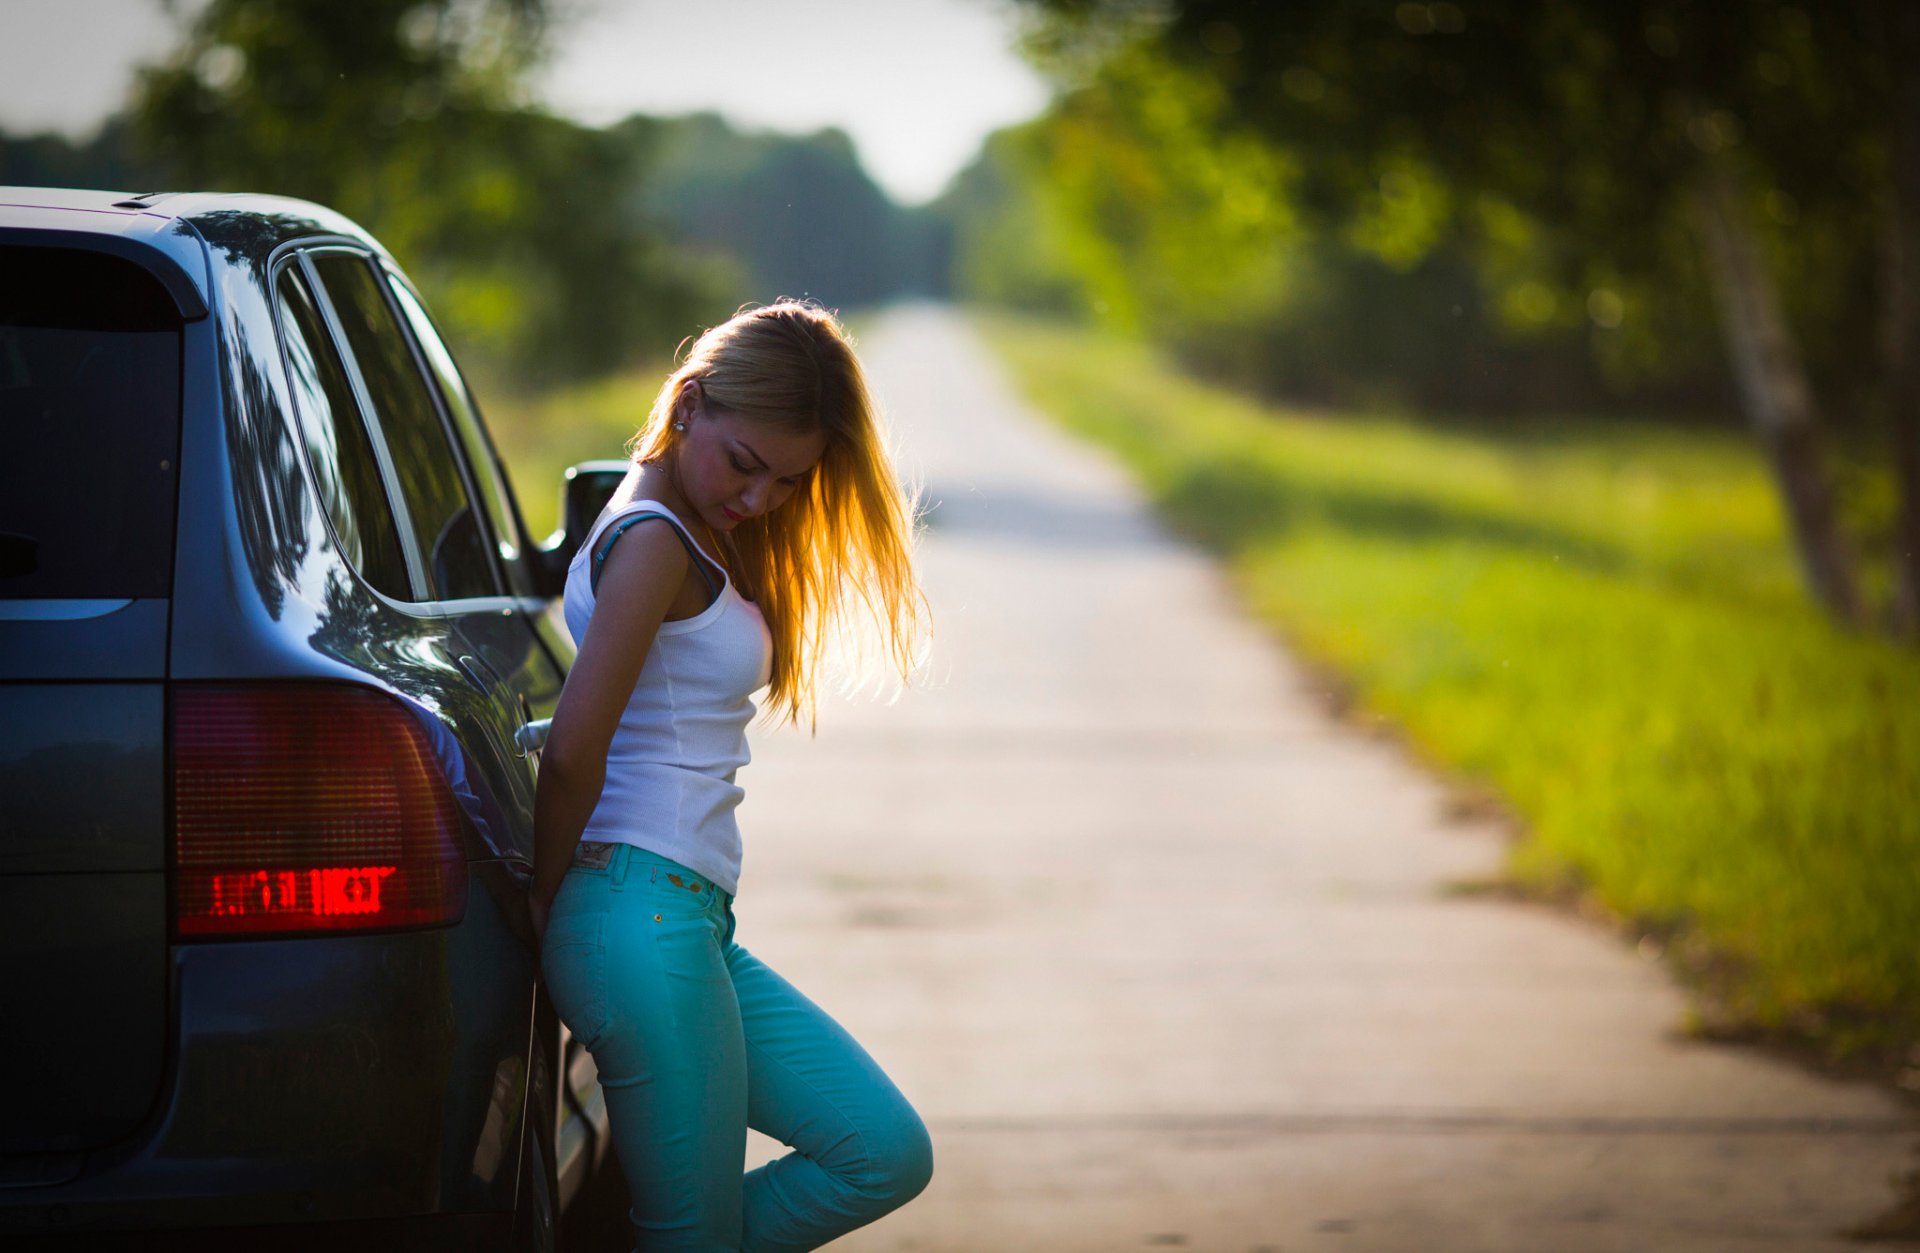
[0,880,537,1235]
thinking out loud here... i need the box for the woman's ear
[677,379,704,424]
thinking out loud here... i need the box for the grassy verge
[979,312,1920,1064]
[479,365,668,540]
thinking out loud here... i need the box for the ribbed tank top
[562,499,772,895]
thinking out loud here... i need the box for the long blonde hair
[627,301,927,726]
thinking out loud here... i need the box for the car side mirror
[535,460,629,595]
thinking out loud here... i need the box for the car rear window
[0,246,183,598]
[275,264,413,600]
[309,251,498,602]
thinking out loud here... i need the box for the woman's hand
[528,875,561,950]
[529,878,552,947]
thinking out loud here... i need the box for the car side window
[274,264,413,599]
[382,271,536,598]
[308,251,498,602]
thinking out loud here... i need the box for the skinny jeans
[541,843,934,1251]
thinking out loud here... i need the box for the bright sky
[0,0,1053,205]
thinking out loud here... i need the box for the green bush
[483,367,666,541]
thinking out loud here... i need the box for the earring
[673,421,687,432]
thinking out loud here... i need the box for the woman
[527,301,933,1251]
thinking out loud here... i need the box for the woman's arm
[529,520,691,940]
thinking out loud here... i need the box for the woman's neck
[633,458,729,570]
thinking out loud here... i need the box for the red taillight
[172,685,468,938]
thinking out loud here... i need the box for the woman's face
[673,386,827,535]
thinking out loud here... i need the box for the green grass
[980,312,1920,1054]
[480,365,669,540]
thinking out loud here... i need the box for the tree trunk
[1886,4,1920,637]
[1690,153,1865,628]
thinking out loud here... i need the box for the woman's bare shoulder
[594,513,693,605]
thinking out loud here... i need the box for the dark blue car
[0,187,629,1249]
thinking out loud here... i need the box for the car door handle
[515,717,551,756]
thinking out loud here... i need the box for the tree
[1019,0,1905,629]
[1883,2,1920,634]
[0,117,150,191]
[134,0,546,210]
[624,113,923,310]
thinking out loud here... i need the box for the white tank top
[562,499,772,895]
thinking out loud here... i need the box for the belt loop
[611,845,630,890]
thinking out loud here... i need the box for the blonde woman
[528,301,932,1250]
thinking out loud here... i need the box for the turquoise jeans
[540,843,933,1251]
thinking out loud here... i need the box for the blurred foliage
[936,127,1088,317]
[977,42,1299,348]
[987,311,1920,1054]
[134,0,548,179]
[942,38,1667,414]
[624,112,951,311]
[971,1,1892,426]
[118,0,714,387]
[485,362,671,540]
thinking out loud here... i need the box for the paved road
[734,304,1915,1252]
